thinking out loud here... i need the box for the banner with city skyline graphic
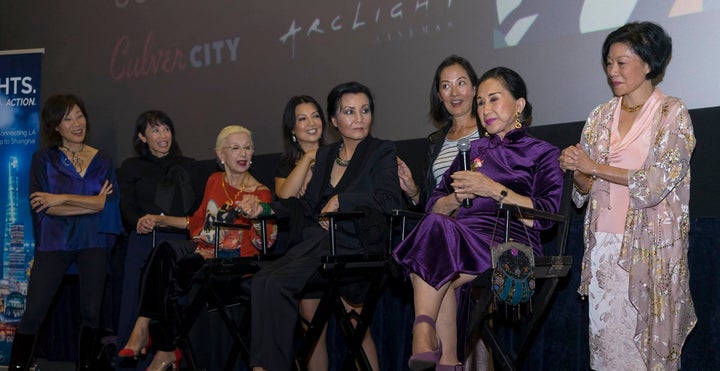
[0,49,42,365]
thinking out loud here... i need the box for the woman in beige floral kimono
[559,21,696,370]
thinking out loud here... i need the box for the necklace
[335,156,349,167]
[335,144,350,167]
[221,175,247,206]
[60,144,85,173]
[621,99,644,113]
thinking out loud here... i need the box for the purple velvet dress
[392,129,563,289]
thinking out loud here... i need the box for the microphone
[457,138,472,208]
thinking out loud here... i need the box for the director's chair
[295,210,394,371]
[174,216,274,371]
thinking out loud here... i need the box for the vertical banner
[0,49,43,365]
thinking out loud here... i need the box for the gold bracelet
[574,177,593,195]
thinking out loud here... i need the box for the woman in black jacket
[239,81,402,371]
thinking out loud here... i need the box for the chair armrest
[391,209,425,220]
[211,221,251,229]
[211,217,273,258]
[390,209,425,242]
[318,210,365,219]
[319,211,365,256]
[496,203,566,223]
[151,226,189,248]
[153,226,188,234]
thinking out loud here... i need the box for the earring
[249,160,253,166]
[514,112,522,129]
[292,134,297,143]
[484,131,490,137]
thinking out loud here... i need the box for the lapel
[327,136,374,194]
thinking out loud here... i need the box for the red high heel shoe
[145,348,182,371]
[408,315,442,371]
[118,335,152,358]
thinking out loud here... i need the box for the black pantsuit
[249,137,402,370]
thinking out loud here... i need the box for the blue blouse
[30,146,123,252]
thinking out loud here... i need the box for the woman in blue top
[9,94,123,371]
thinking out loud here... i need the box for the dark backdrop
[2,1,720,164]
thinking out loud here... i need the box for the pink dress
[574,89,697,370]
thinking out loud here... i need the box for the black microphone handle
[460,151,472,208]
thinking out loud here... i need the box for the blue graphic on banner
[0,50,42,365]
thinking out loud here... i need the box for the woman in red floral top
[118,125,276,371]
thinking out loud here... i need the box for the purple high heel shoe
[408,315,442,371]
[435,364,463,370]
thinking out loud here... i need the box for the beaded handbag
[491,241,535,307]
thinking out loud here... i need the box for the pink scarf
[596,89,663,233]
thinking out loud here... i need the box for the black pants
[19,248,107,334]
[248,223,371,371]
[117,230,187,371]
[249,233,328,370]
[136,239,202,351]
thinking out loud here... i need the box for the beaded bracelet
[258,202,273,217]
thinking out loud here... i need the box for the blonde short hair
[215,125,253,150]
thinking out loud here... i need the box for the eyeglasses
[222,145,254,153]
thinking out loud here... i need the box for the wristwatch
[498,189,508,203]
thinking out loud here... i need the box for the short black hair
[133,110,182,158]
[41,94,89,144]
[326,81,374,120]
[602,21,672,80]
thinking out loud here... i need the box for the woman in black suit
[239,81,402,371]
[116,110,203,371]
